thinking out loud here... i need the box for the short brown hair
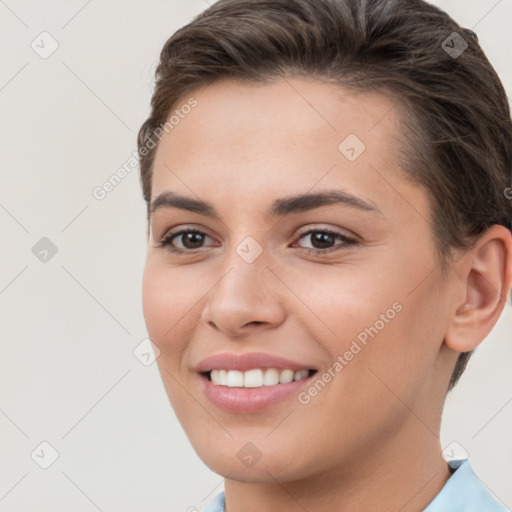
[137,0,512,390]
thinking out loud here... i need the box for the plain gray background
[1,1,511,510]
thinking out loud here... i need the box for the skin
[141,77,512,512]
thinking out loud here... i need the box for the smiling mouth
[201,368,317,388]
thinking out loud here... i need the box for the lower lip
[199,373,314,413]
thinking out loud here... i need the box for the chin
[189,435,316,483]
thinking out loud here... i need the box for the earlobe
[444,225,512,353]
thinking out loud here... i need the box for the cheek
[141,264,199,415]
[301,262,441,399]
[290,264,401,346]
[141,263,196,359]
[341,282,448,409]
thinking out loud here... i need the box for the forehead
[151,77,426,221]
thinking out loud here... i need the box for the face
[142,77,459,482]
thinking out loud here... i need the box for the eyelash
[156,226,358,255]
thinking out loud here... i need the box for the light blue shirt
[202,459,509,511]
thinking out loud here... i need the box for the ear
[445,225,512,353]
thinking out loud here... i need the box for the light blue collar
[203,490,225,512]
[423,459,508,511]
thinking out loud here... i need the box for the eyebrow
[149,189,381,219]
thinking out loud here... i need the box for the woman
[137,0,512,510]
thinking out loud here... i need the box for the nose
[200,244,287,337]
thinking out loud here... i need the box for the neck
[223,420,452,512]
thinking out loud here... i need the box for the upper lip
[195,352,317,373]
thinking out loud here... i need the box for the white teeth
[294,369,309,381]
[263,368,279,386]
[226,370,244,387]
[211,369,227,385]
[279,369,294,384]
[209,368,311,387]
[218,369,227,385]
[244,369,263,388]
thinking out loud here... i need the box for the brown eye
[295,228,358,253]
[158,229,215,252]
